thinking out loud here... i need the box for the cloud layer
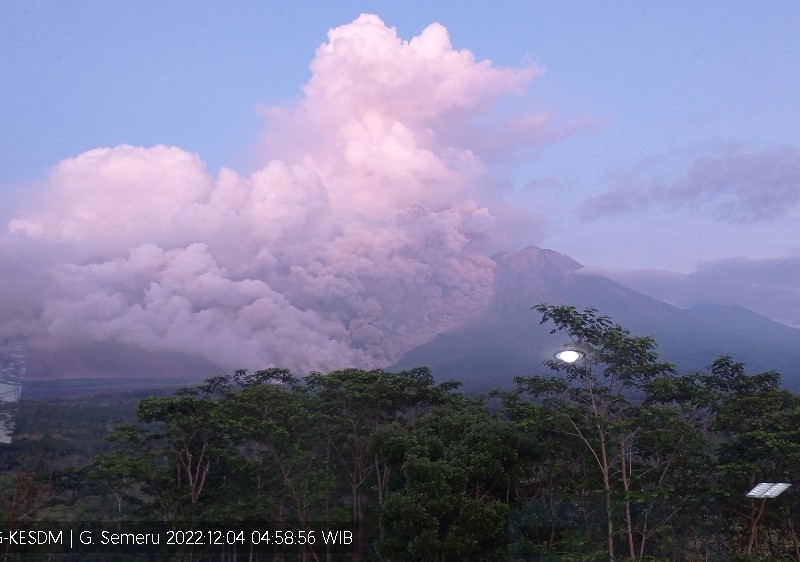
[595,252,800,328]
[5,15,549,375]
[582,144,800,223]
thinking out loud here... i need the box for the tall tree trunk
[620,436,636,559]
[599,437,615,561]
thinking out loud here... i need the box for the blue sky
[1,1,799,372]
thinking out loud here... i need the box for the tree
[96,391,230,521]
[216,370,340,526]
[373,397,534,561]
[303,367,459,559]
[511,304,682,561]
[704,357,800,560]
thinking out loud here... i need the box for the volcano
[393,246,800,391]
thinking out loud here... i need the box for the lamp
[554,349,583,363]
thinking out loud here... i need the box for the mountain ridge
[394,245,800,391]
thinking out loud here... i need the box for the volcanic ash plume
[6,14,550,375]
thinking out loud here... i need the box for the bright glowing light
[746,482,791,498]
[555,350,583,363]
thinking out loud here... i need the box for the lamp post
[744,482,791,555]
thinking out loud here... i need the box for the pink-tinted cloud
[9,145,214,253]
[261,14,544,219]
[5,14,553,376]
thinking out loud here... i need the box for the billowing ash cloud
[5,15,551,375]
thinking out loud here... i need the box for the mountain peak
[489,246,585,310]
[395,245,800,391]
[492,245,584,273]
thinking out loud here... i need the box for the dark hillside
[394,246,800,391]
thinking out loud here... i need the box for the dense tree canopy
[2,304,800,561]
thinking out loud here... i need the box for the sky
[1,1,799,374]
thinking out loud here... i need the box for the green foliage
[374,399,528,560]
[4,304,800,560]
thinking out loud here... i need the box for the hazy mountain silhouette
[393,246,800,391]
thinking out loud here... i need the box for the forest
[2,304,800,561]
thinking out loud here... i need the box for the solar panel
[747,483,791,498]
